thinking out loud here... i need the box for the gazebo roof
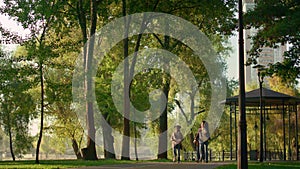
[223,87,300,106]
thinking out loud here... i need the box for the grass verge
[216,161,300,169]
[0,159,137,169]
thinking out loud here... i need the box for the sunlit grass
[0,159,299,168]
[0,159,137,169]
[217,161,300,169]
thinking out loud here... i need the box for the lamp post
[253,64,265,162]
[238,0,248,168]
[254,121,258,150]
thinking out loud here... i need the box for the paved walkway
[69,162,229,169]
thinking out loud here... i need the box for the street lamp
[254,121,258,150]
[238,0,248,168]
[253,64,265,162]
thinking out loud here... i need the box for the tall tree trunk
[157,76,170,159]
[76,0,88,76]
[103,128,116,159]
[35,63,44,164]
[128,14,148,161]
[34,12,52,164]
[121,0,131,160]
[134,121,138,161]
[102,113,116,159]
[7,115,15,161]
[72,138,82,159]
[83,0,98,160]
[157,32,170,159]
[189,91,197,151]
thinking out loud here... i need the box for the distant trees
[0,47,36,161]
[244,0,300,84]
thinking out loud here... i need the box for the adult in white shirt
[171,125,183,163]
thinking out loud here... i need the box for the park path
[69,162,229,169]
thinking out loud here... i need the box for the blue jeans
[196,143,200,161]
[173,144,181,162]
[200,141,209,162]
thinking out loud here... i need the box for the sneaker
[173,157,176,162]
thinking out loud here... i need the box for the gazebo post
[282,101,286,161]
[230,105,233,160]
[295,103,299,161]
[263,105,267,161]
[288,104,291,160]
[235,103,238,160]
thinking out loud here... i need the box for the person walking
[199,121,210,163]
[193,124,202,162]
[171,125,184,163]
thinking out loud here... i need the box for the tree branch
[174,99,189,123]
[151,33,164,48]
[152,0,160,11]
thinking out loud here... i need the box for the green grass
[0,159,138,169]
[1,160,300,169]
[217,161,300,169]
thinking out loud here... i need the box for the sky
[227,35,239,79]
[0,4,30,38]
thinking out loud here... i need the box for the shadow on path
[69,162,230,169]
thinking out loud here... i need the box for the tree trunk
[8,122,15,161]
[72,138,82,159]
[76,0,88,70]
[157,32,170,160]
[82,0,98,160]
[121,0,131,160]
[157,76,170,159]
[35,63,44,164]
[102,113,116,159]
[34,10,52,164]
[189,91,197,151]
[134,121,138,161]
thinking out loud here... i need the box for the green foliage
[1,0,238,160]
[0,52,36,158]
[226,79,238,97]
[244,0,300,84]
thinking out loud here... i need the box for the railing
[183,149,297,161]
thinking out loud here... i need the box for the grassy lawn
[0,159,138,169]
[0,159,299,169]
[217,161,300,169]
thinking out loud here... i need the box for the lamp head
[253,64,266,82]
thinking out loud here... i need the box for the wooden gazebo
[223,87,300,161]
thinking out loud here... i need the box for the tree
[42,28,85,159]
[0,0,65,163]
[244,0,300,84]
[0,54,36,161]
[69,0,111,160]
[268,76,298,96]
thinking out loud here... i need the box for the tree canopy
[0,0,238,160]
[244,0,300,84]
